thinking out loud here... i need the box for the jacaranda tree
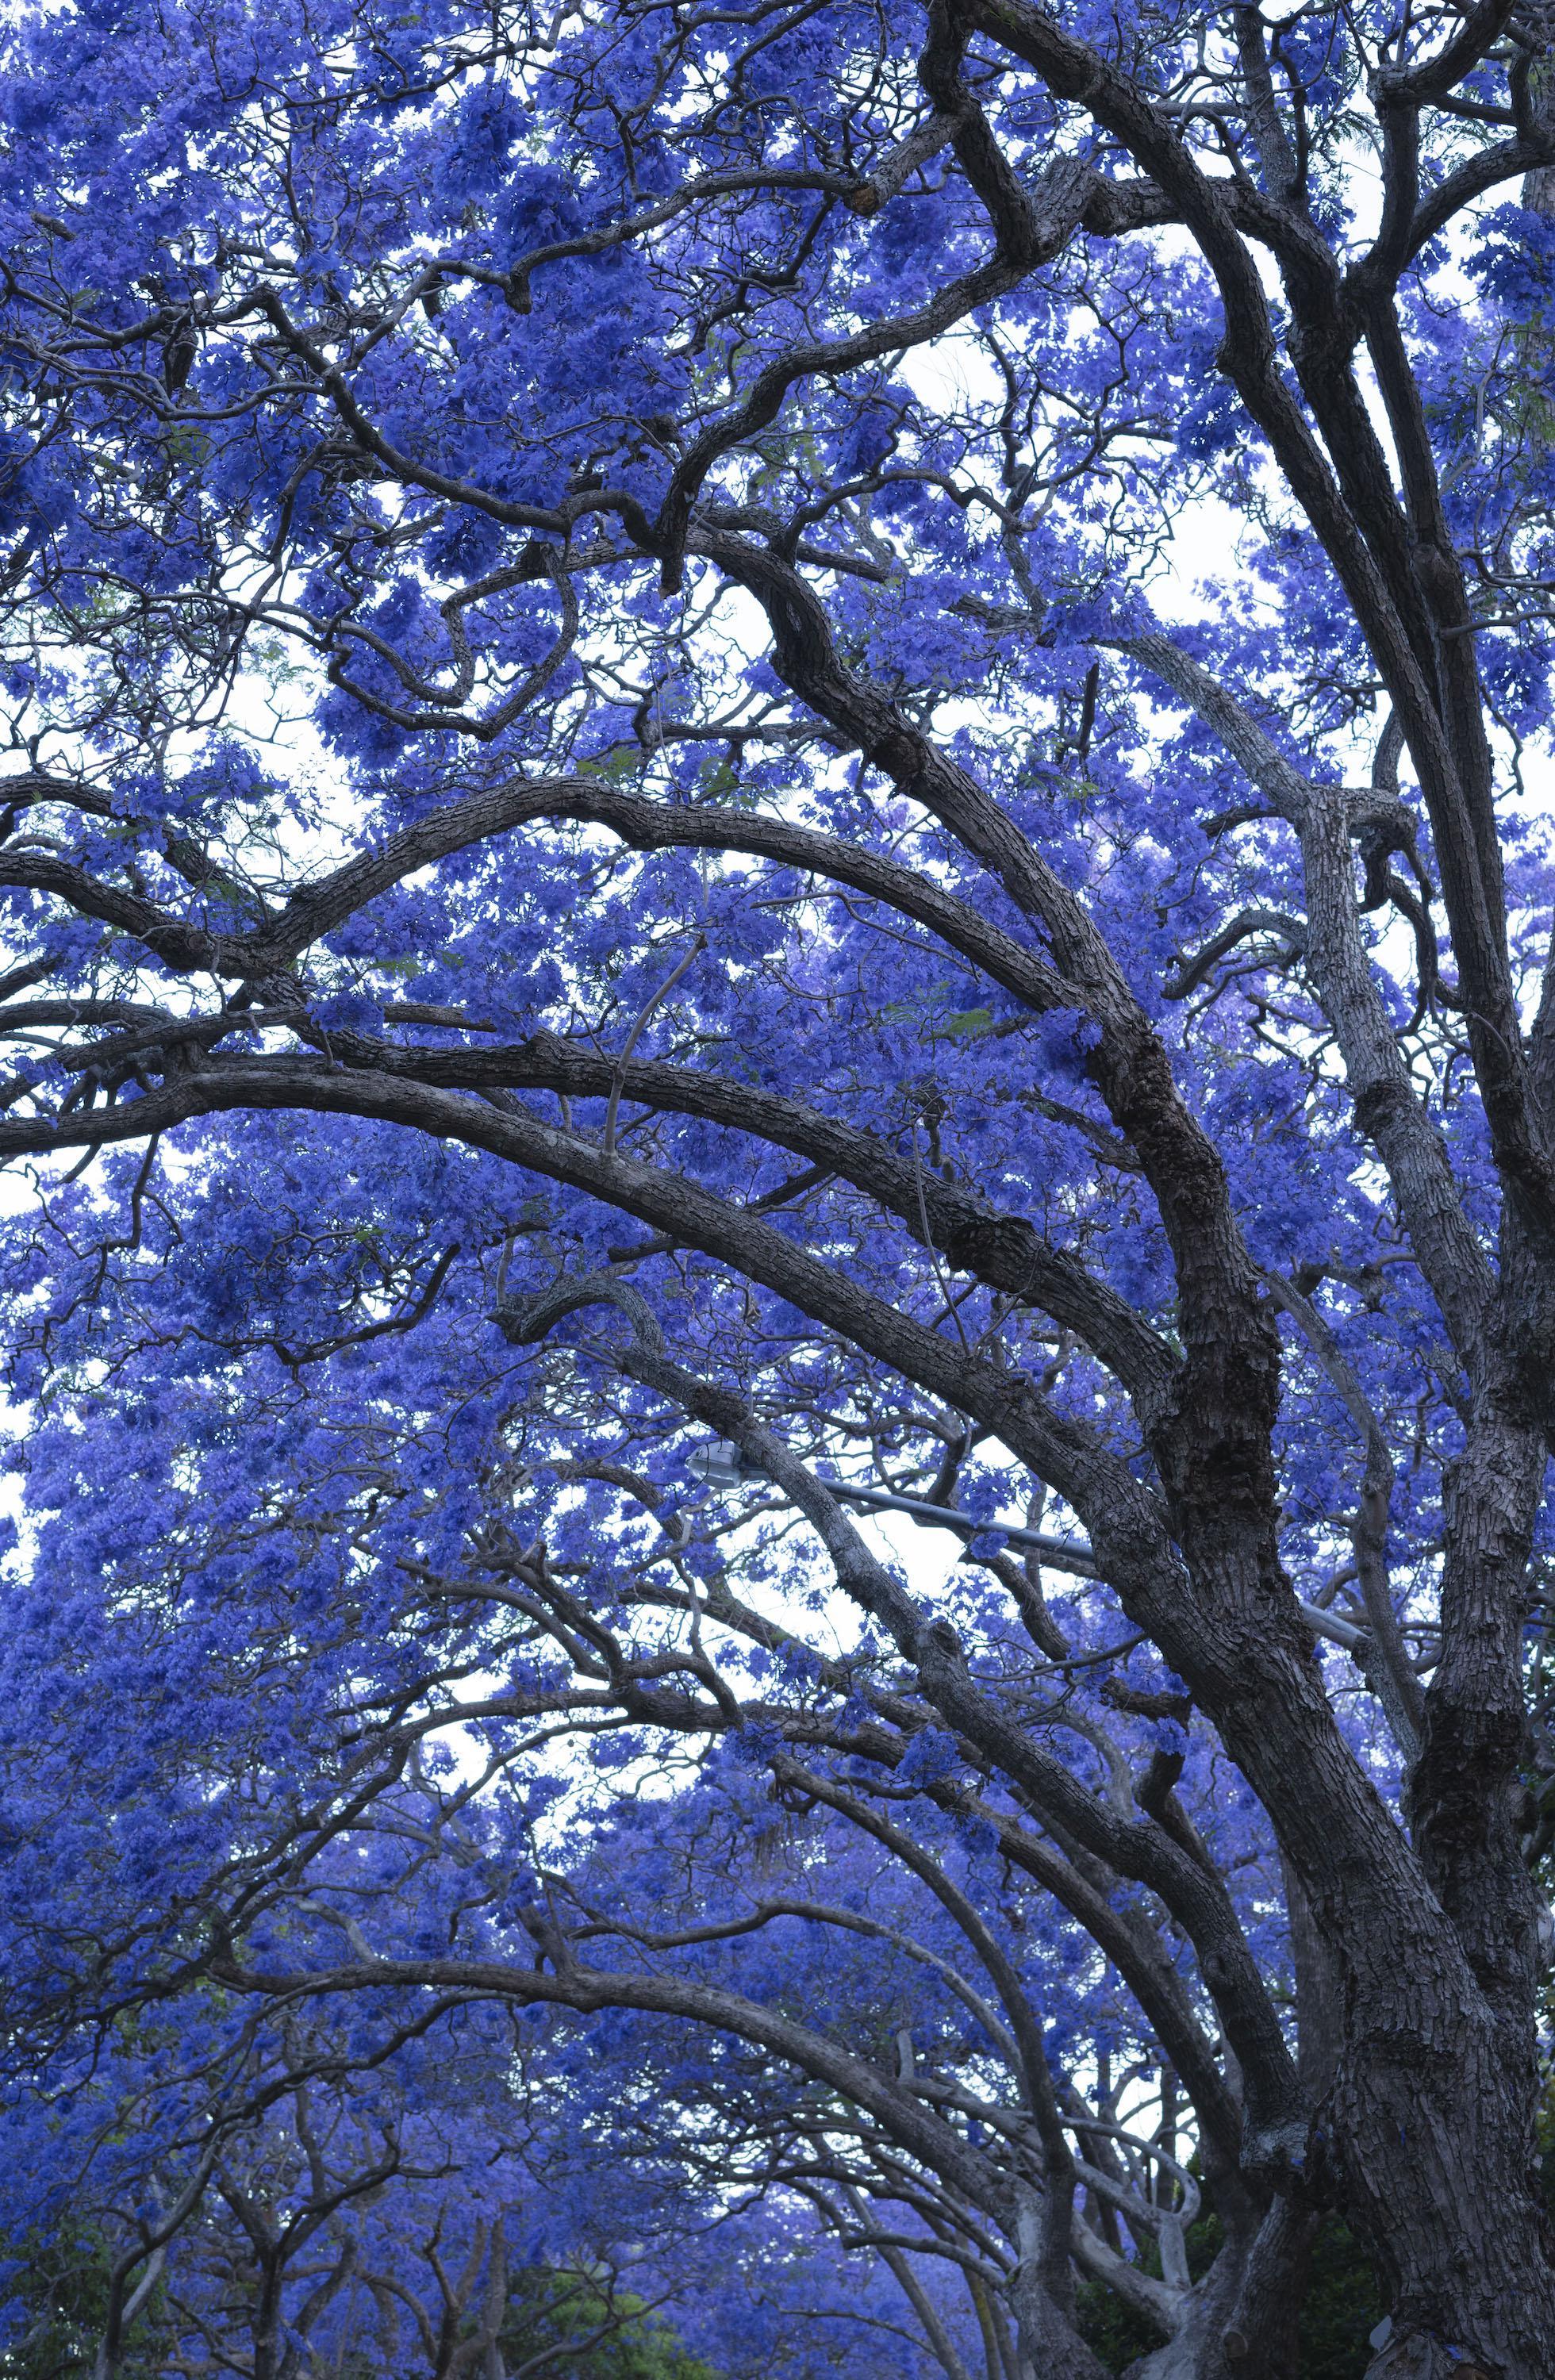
[0,1911,925,2380]
[0,0,1552,2370]
[0,1736,1177,2380]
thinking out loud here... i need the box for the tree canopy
[0,0,1553,2374]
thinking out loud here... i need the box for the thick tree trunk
[1342,1409,1554,2373]
[1008,2255,1110,2380]
[1125,2197,1315,2380]
[1135,1253,1555,2373]
[1337,1986,1555,2380]
[1233,1690,1555,2375]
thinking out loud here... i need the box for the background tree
[0,1884,968,2380]
[0,0,1553,2373]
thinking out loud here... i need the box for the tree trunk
[1334,1984,1555,2380]
[1125,2196,1315,2380]
[1008,2251,1111,2380]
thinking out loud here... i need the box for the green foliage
[0,2247,713,2380]
[1076,2214,1382,2378]
[1074,2271,1164,2374]
[1075,2211,1221,2374]
[501,2271,714,2380]
[0,2225,170,2380]
[1295,2222,1384,2380]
